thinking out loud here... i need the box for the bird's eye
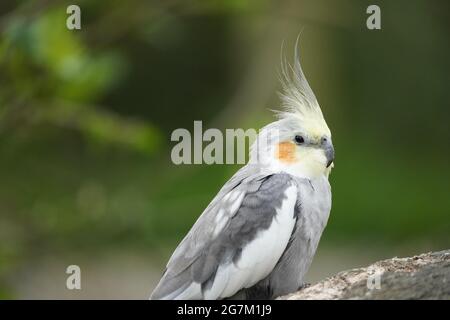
[294,135,305,145]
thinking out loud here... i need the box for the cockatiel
[151,44,334,300]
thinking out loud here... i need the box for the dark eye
[294,135,304,145]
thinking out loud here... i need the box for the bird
[150,42,334,300]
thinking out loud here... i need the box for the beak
[325,145,334,168]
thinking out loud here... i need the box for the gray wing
[235,176,332,299]
[150,167,297,300]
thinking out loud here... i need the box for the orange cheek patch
[276,142,297,163]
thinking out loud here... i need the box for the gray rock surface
[279,250,450,300]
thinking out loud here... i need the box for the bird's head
[250,45,334,179]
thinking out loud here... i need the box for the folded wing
[150,169,297,300]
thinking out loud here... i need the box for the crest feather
[276,38,330,137]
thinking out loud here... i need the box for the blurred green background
[0,0,448,299]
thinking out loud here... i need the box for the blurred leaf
[32,101,163,155]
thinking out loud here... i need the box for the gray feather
[150,167,296,300]
[229,175,331,299]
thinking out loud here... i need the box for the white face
[249,117,334,179]
[269,130,334,179]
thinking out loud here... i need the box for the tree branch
[279,250,450,300]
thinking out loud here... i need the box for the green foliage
[0,0,449,297]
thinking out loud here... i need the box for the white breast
[204,184,298,299]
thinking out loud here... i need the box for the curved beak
[325,144,334,168]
